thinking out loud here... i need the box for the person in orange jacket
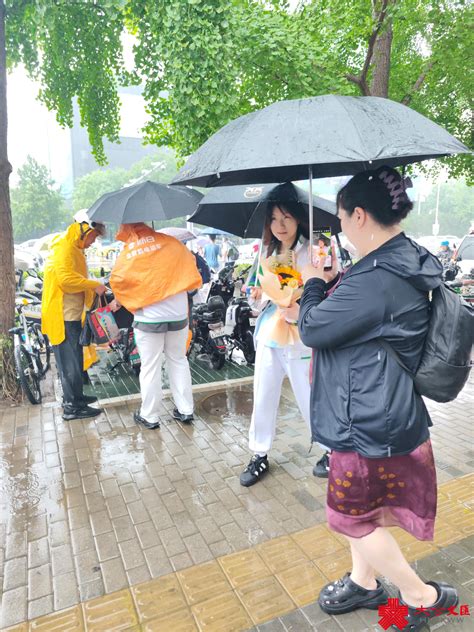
[42,215,107,420]
[110,223,202,430]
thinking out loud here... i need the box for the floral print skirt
[326,439,437,541]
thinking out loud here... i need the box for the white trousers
[249,342,311,455]
[134,327,194,423]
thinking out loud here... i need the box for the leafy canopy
[6,0,473,179]
[403,179,474,238]
[72,146,178,211]
[11,155,68,241]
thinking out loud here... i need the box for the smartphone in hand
[313,227,332,270]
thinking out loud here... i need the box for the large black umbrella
[190,182,340,237]
[173,95,470,188]
[88,180,203,223]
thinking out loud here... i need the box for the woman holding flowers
[240,201,313,487]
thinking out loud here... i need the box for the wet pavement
[0,376,472,631]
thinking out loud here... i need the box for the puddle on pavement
[97,431,147,473]
[198,388,254,423]
[0,457,43,511]
[198,387,300,431]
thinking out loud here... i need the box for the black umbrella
[190,182,340,237]
[173,95,470,188]
[173,95,469,246]
[87,180,203,223]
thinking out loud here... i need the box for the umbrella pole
[308,165,314,255]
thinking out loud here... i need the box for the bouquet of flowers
[257,252,304,346]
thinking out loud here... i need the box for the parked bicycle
[9,293,51,404]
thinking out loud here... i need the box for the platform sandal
[319,572,389,615]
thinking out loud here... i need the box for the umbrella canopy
[158,227,197,243]
[88,180,203,223]
[197,226,234,237]
[190,182,340,237]
[173,95,470,187]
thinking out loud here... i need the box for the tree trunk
[0,0,14,338]
[370,3,393,97]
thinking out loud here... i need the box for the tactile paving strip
[5,473,472,632]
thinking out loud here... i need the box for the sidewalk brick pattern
[0,379,472,630]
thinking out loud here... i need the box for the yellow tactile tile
[440,474,474,499]
[314,548,353,581]
[131,574,187,623]
[191,591,252,632]
[140,608,198,632]
[276,560,329,607]
[389,526,417,544]
[235,575,296,624]
[177,560,232,606]
[218,549,271,588]
[82,589,138,631]
[433,521,464,547]
[291,524,345,559]
[29,605,84,631]
[257,535,309,573]
[6,473,474,632]
[402,540,437,562]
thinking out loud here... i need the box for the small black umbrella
[87,180,203,223]
[190,182,340,237]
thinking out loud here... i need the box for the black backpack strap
[378,338,415,379]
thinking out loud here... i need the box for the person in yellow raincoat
[41,216,107,421]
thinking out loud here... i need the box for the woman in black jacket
[299,166,457,632]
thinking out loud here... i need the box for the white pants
[134,328,193,423]
[249,342,311,455]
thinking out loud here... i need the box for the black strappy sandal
[319,572,389,614]
[395,581,459,631]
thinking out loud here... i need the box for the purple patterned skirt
[326,439,437,541]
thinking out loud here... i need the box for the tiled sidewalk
[0,379,472,630]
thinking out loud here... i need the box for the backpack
[194,252,211,284]
[380,284,473,403]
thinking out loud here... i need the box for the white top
[134,291,188,323]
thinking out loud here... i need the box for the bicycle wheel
[14,344,42,404]
[32,324,51,376]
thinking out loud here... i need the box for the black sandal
[395,581,459,631]
[319,572,389,614]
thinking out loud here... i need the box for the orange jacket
[110,223,202,312]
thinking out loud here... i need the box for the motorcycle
[446,267,474,305]
[224,296,258,364]
[188,295,227,370]
[442,260,460,282]
[205,262,258,364]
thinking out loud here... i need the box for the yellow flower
[287,278,299,289]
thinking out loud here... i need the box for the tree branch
[359,0,390,89]
[401,61,435,105]
[346,73,370,95]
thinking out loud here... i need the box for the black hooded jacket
[299,233,443,458]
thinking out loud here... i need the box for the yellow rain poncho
[41,223,101,370]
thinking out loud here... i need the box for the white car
[14,246,43,271]
[414,235,459,255]
[454,234,474,276]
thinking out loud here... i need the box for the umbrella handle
[308,165,314,257]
